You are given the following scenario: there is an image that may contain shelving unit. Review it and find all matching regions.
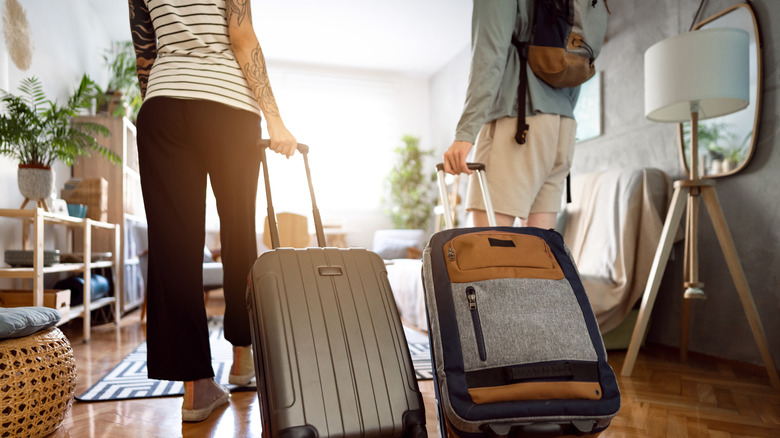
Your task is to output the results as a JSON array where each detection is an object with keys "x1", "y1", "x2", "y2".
[
  {"x1": 123, "y1": 213, "x2": 147, "y2": 311},
  {"x1": 73, "y1": 115, "x2": 146, "y2": 314},
  {"x1": 0, "y1": 208, "x2": 121, "y2": 342}
]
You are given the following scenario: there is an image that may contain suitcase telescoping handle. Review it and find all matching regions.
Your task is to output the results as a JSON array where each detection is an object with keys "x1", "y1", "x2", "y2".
[
  {"x1": 435, "y1": 162, "x2": 497, "y2": 229},
  {"x1": 258, "y1": 140, "x2": 327, "y2": 249}
]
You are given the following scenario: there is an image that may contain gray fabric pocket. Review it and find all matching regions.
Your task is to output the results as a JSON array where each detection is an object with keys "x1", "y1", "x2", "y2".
[{"x1": 452, "y1": 278, "x2": 597, "y2": 372}]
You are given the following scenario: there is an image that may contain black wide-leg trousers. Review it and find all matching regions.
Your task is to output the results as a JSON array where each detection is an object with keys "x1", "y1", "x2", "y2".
[{"x1": 136, "y1": 97, "x2": 261, "y2": 381}]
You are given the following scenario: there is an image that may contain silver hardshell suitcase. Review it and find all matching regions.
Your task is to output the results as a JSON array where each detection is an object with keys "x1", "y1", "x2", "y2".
[{"x1": 247, "y1": 141, "x2": 427, "y2": 438}]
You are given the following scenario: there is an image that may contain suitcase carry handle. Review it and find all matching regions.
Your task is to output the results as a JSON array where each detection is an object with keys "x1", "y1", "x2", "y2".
[
  {"x1": 435, "y1": 162, "x2": 496, "y2": 229},
  {"x1": 258, "y1": 140, "x2": 327, "y2": 249},
  {"x1": 258, "y1": 139, "x2": 309, "y2": 155}
]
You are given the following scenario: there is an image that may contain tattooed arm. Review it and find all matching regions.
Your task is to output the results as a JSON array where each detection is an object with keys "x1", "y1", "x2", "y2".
[
  {"x1": 226, "y1": 0, "x2": 297, "y2": 157},
  {"x1": 128, "y1": 0, "x2": 156, "y2": 99}
]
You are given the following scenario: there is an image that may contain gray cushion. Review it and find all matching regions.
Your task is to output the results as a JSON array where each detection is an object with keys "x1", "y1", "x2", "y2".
[{"x1": 0, "y1": 307, "x2": 61, "y2": 340}]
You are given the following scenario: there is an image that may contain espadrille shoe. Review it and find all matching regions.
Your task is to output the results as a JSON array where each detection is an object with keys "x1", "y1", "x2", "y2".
[
  {"x1": 181, "y1": 379, "x2": 230, "y2": 422},
  {"x1": 228, "y1": 345, "x2": 255, "y2": 386}
]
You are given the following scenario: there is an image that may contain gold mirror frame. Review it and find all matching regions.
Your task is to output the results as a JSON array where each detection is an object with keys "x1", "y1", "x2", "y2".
[{"x1": 677, "y1": 2, "x2": 762, "y2": 178}]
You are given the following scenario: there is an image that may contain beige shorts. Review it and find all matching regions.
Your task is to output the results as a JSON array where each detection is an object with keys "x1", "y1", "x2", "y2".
[{"x1": 465, "y1": 114, "x2": 577, "y2": 219}]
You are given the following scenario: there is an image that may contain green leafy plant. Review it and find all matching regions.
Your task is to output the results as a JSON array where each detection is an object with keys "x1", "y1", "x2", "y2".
[
  {"x1": 384, "y1": 135, "x2": 435, "y2": 229},
  {"x1": 684, "y1": 122, "x2": 752, "y2": 162},
  {"x1": 95, "y1": 41, "x2": 142, "y2": 120},
  {"x1": 682, "y1": 121, "x2": 728, "y2": 158},
  {"x1": 0, "y1": 75, "x2": 120, "y2": 168}
]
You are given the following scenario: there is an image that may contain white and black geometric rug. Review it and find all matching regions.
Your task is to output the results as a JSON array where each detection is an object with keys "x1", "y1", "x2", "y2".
[{"x1": 76, "y1": 319, "x2": 432, "y2": 402}]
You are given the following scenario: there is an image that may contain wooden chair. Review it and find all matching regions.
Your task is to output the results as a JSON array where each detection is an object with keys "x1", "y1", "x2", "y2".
[{"x1": 263, "y1": 212, "x2": 310, "y2": 249}]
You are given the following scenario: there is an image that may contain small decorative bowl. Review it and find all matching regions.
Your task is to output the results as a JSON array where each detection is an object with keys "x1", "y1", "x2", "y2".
[
  {"x1": 4, "y1": 249, "x2": 61, "y2": 267},
  {"x1": 66, "y1": 204, "x2": 87, "y2": 218}
]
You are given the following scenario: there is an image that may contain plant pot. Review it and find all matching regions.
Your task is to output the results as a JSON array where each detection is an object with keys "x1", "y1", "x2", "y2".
[
  {"x1": 17, "y1": 165, "x2": 54, "y2": 202},
  {"x1": 97, "y1": 91, "x2": 125, "y2": 116}
]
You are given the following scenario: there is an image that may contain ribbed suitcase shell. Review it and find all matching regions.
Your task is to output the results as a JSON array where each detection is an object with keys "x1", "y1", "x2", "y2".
[{"x1": 247, "y1": 142, "x2": 426, "y2": 438}]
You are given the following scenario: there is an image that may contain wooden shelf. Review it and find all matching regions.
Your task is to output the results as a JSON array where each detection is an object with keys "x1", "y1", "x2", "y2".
[
  {"x1": 58, "y1": 296, "x2": 117, "y2": 326},
  {"x1": 0, "y1": 260, "x2": 115, "y2": 278},
  {"x1": 74, "y1": 116, "x2": 147, "y2": 316},
  {"x1": 0, "y1": 208, "x2": 121, "y2": 342}
]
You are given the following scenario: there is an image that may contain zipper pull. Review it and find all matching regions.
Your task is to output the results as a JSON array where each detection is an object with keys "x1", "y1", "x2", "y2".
[
  {"x1": 466, "y1": 285, "x2": 487, "y2": 362},
  {"x1": 448, "y1": 246, "x2": 455, "y2": 261},
  {"x1": 467, "y1": 286, "x2": 477, "y2": 311}
]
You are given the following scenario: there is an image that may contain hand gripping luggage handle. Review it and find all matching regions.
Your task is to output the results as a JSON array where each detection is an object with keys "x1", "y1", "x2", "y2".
[
  {"x1": 258, "y1": 140, "x2": 327, "y2": 249},
  {"x1": 435, "y1": 163, "x2": 496, "y2": 229}
]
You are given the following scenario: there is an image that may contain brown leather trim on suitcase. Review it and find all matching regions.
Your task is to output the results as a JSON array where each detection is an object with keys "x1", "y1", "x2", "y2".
[
  {"x1": 443, "y1": 232, "x2": 564, "y2": 283},
  {"x1": 468, "y1": 381, "x2": 603, "y2": 404}
]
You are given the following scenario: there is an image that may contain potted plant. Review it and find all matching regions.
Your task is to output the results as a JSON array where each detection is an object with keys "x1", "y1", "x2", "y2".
[
  {"x1": 384, "y1": 134, "x2": 436, "y2": 230},
  {"x1": 94, "y1": 41, "x2": 142, "y2": 121},
  {"x1": 0, "y1": 75, "x2": 120, "y2": 209},
  {"x1": 374, "y1": 135, "x2": 436, "y2": 259}
]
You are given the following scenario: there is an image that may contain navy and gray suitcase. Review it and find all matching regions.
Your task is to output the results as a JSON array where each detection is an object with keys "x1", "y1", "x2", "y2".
[
  {"x1": 422, "y1": 163, "x2": 620, "y2": 437},
  {"x1": 247, "y1": 141, "x2": 427, "y2": 438}
]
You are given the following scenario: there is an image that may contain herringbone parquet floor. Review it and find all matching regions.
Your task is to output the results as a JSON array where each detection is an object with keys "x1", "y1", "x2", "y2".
[
  {"x1": 54, "y1": 292, "x2": 780, "y2": 437},
  {"x1": 603, "y1": 348, "x2": 780, "y2": 437}
]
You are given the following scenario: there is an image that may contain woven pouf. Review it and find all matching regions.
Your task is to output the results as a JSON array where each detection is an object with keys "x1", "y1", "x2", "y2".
[{"x1": 0, "y1": 327, "x2": 77, "y2": 438}]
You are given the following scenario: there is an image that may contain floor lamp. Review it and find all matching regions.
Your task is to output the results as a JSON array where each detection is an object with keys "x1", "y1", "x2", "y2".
[{"x1": 620, "y1": 28, "x2": 780, "y2": 388}]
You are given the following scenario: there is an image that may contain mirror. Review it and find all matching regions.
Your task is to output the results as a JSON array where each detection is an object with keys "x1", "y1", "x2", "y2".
[{"x1": 677, "y1": 3, "x2": 762, "y2": 178}]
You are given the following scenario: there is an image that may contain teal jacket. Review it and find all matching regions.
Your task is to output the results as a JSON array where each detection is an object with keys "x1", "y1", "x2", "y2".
[{"x1": 455, "y1": 0, "x2": 581, "y2": 144}]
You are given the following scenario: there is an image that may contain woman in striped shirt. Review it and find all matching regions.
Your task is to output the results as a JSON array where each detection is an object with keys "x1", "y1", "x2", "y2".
[{"x1": 129, "y1": 0, "x2": 296, "y2": 422}]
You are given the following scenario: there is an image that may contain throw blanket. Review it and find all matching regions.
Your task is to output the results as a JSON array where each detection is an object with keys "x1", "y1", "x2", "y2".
[{"x1": 562, "y1": 168, "x2": 672, "y2": 333}]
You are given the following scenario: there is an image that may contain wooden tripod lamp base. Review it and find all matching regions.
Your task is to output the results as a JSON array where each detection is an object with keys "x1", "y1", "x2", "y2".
[
  {"x1": 620, "y1": 177, "x2": 780, "y2": 389},
  {"x1": 633, "y1": 25, "x2": 776, "y2": 387}
]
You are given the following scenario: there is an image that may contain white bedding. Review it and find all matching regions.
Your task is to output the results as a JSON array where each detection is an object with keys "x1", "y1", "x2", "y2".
[{"x1": 385, "y1": 258, "x2": 428, "y2": 332}]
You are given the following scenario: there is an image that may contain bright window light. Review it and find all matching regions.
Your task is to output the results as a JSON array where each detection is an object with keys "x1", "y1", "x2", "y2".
[
  {"x1": 205, "y1": 68, "x2": 415, "y2": 236},
  {"x1": 258, "y1": 69, "x2": 398, "y2": 218}
]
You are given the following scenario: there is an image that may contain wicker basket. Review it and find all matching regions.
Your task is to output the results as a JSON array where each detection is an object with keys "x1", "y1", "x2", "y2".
[
  {"x1": 0, "y1": 327, "x2": 77, "y2": 438},
  {"x1": 61, "y1": 177, "x2": 108, "y2": 222}
]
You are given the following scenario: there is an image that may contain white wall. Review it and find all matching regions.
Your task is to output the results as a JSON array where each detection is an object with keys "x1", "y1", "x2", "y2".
[
  {"x1": 0, "y1": 2, "x2": 443, "y2": 261},
  {"x1": 429, "y1": 46, "x2": 470, "y2": 159},
  {"x1": 1, "y1": 4, "x2": 434, "y2": 267},
  {"x1": 0, "y1": 1, "x2": 121, "y2": 286}
]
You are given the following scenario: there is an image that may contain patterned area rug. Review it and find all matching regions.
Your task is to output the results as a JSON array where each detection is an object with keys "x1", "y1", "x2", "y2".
[{"x1": 76, "y1": 319, "x2": 432, "y2": 402}]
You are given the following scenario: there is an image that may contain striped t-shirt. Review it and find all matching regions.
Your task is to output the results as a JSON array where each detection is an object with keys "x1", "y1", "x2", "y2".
[{"x1": 144, "y1": 0, "x2": 261, "y2": 116}]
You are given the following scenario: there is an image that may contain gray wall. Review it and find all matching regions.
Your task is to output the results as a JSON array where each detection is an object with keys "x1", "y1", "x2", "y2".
[
  {"x1": 580, "y1": 0, "x2": 780, "y2": 368},
  {"x1": 430, "y1": 0, "x2": 780, "y2": 367}
]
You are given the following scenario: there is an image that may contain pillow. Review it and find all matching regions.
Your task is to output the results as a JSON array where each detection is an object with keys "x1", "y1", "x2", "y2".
[
  {"x1": 373, "y1": 237, "x2": 419, "y2": 260},
  {"x1": 372, "y1": 229, "x2": 426, "y2": 260},
  {"x1": 0, "y1": 306, "x2": 61, "y2": 340}
]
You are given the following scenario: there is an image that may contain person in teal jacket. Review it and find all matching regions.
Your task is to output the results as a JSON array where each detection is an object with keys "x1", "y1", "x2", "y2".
[{"x1": 443, "y1": 0, "x2": 589, "y2": 230}]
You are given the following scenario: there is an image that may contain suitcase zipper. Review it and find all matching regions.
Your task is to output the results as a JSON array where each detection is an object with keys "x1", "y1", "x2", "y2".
[
  {"x1": 448, "y1": 246, "x2": 455, "y2": 261},
  {"x1": 466, "y1": 286, "x2": 487, "y2": 362}
]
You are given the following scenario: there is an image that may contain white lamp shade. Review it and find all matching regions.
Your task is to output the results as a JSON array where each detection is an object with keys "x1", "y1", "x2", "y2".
[{"x1": 644, "y1": 27, "x2": 749, "y2": 122}]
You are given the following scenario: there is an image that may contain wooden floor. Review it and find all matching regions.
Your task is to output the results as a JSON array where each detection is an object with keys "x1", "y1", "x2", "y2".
[{"x1": 51, "y1": 292, "x2": 780, "y2": 438}]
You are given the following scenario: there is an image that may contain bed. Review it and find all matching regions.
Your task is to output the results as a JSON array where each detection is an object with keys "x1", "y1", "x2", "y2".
[{"x1": 383, "y1": 168, "x2": 673, "y2": 339}]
